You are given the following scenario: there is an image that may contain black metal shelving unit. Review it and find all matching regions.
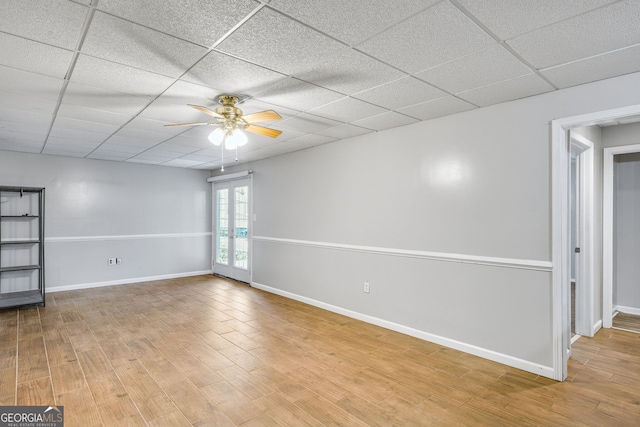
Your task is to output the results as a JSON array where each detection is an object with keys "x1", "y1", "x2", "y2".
[{"x1": 0, "y1": 186, "x2": 45, "y2": 309}]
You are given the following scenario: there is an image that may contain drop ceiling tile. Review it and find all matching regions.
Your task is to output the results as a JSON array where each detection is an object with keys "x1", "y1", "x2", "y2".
[
  {"x1": 81, "y1": 12, "x2": 208, "y2": 78},
  {"x1": 104, "y1": 135, "x2": 161, "y2": 149},
  {"x1": 122, "y1": 116, "x2": 183, "y2": 136},
  {"x1": 316, "y1": 124, "x2": 374, "y2": 140},
  {"x1": 298, "y1": 49, "x2": 406, "y2": 95},
  {"x1": 152, "y1": 142, "x2": 200, "y2": 154},
  {"x1": 269, "y1": 0, "x2": 438, "y2": 45},
  {"x1": 457, "y1": 73, "x2": 554, "y2": 107},
  {"x1": 183, "y1": 50, "x2": 288, "y2": 96},
  {"x1": 415, "y1": 44, "x2": 532, "y2": 94},
  {"x1": 507, "y1": 1, "x2": 640, "y2": 69},
  {"x1": 139, "y1": 100, "x2": 215, "y2": 124},
  {"x1": 237, "y1": 99, "x2": 302, "y2": 123},
  {"x1": 111, "y1": 128, "x2": 170, "y2": 146},
  {"x1": 56, "y1": 103, "x2": 131, "y2": 127},
  {"x1": 140, "y1": 149, "x2": 183, "y2": 159},
  {"x1": 62, "y1": 82, "x2": 151, "y2": 116},
  {"x1": 165, "y1": 133, "x2": 214, "y2": 149},
  {"x1": 0, "y1": 106, "x2": 52, "y2": 127},
  {"x1": 0, "y1": 141, "x2": 42, "y2": 153},
  {"x1": 97, "y1": 0, "x2": 257, "y2": 47},
  {"x1": 179, "y1": 153, "x2": 220, "y2": 162},
  {"x1": 0, "y1": 67, "x2": 64, "y2": 101},
  {"x1": 284, "y1": 134, "x2": 337, "y2": 149},
  {"x1": 456, "y1": 0, "x2": 618, "y2": 40},
  {"x1": 253, "y1": 78, "x2": 343, "y2": 111},
  {"x1": 158, "y1": 81, "x2": 225, "y2": 107},
  {"x1": 51, "y1": 117, "x2": 120, "y2": 135},
  {"x1": 70, "y1": 55, "x2": 175, "y2": 98},
  {"x1": 353, "y1": 77, "x2": 446, "y2": 110},
  {"x1": 41, "y1": 148, "x2": 91, "y2": 158},
  {"x1": 48, "y1": 127, "x2": 112, "y2": 144},
  {"x1": 352, "y1": 111, "x2": 418, "y2": 131},
  {"x1": 279, "y1": 114, "x2": 343, "y2": 133},
  {"x1": 357, "y1": 1, "x2": 495, "y2": 74},
  {"x1": 0, "y1": 0, "x2": 87, "y2": 49},
  {"x1": 162, "y1": 158, "x2": 206, "y2": 168},
  {"x1": 126, "y1": 158, "x2": 165, "y2": 165},
  {"x1": 309, "y1": 97, "x2": 387, "y2": 122},
  {"x1": 399, "y1": 96, "x2": 477, "y2": 120},
  {"x1": 42, "y1": 137, "x2": 102, "y2": 151},
  {"x1": 93, "y1": 142, "x2": 146, "y2": 154},
  {"x1": 217, "y1": 8, "x2": 345, "y2": 77},
  {"x1": 87, "y1": 151, "x2": 134, "y2": 161},
  {"x1": 542, "y1": 44, "x2": 640, "y2": 89},
  {"x1": 218, "y1": 6, "x2": 407, "y2": 95},
  {"x1": 0, "y1": 92, "x2": 57, "y2": 116},
  {"x1": 193, "y1": 148, "x2": 223, "y2": 157},
  {"x1": 0, "y1": 132, "x2": 45, "y2": 149},
  {"x1": 0, "y1": 120, "x2": 50, "y2": 136},
  {"x1": 191, "y1": 161, "x2": 222, "y2": 170},
  {"x1": 0, "y1": 33, "x2": 73, "y2": 79}
]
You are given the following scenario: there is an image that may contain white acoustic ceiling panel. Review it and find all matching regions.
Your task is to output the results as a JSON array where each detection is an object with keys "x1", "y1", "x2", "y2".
[
  {"x1": 0, "y1": 0, "x2": 639, "y2": 169},
  {"x1": 356, "y1": 1, "x2": 495, "y2": 74},
  {"x1": 81, "y1": 12, "x2": 208, "y2": 78}
]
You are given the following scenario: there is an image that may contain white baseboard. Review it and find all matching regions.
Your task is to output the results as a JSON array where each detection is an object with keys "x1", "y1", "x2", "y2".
[
  {"x1": 614, "y1": 305, "x2": 640, "y2": 316},
  {"x1": 47, "y1": 270, "x2": 212, "y2": 293},
  {"x1": 251, "y1": 281, "x2": 555, "y2": 379}
]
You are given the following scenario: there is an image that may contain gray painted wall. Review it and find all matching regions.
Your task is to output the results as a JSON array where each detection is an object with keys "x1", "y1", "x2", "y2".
[
  {"x1": 0, "y1": 151, "x2": 212, "y2": 289},
  {"x1": 218, "y1": 71, "x2": 640, "y2": 373}
]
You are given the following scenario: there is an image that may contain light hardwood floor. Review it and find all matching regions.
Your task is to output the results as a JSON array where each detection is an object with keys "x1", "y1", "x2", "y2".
[{"x1": 1, "y1": 275, "x2": 639, "y2": 426}]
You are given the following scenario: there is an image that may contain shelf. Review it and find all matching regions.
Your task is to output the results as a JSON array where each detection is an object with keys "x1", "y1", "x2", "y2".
[
  {"x1": 0, "y1": 186, "x2": 45, "y2": 308},
  {"x1": 0, "y1": 240, "x2": 40, "y2": 245},
  {"x1": 0, "y1": 264, "x2": 40, "y2": 272},
  {"x1": 0, "y1": 290, "x2": 44, "y2": 309}
]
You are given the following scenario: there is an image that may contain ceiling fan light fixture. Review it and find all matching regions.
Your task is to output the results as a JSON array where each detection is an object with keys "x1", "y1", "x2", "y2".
[
  {"x1": 208, "y1": 127, "x2": 225, "y2": 146},
  {"x1": 225, "y1": 128, "x2": 248, "y2": 150}
]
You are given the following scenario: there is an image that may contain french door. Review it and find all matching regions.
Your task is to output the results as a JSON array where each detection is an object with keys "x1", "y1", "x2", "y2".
[{"x1": 213, "y1": 177, "x2": 251, "y2": 283}]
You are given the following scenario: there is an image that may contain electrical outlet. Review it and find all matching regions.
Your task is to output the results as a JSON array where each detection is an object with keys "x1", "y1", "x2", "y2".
[
  {"x1": 363, "y1": 282, "x2": 370, "y2": 293},
  {"x1": 108, "y1": 258, "x2": 116, "y2": 265},
  {"x1": 116, "y1": 258, "x2": 122, "y2": 265}
]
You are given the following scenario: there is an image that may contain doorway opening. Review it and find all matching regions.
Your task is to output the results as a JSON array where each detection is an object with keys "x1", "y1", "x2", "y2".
[{"x1": 551, "y1": 104, "x2": 640, "y2": 381}]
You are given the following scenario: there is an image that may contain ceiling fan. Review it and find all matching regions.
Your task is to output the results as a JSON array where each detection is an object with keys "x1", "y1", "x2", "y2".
[{"x1": 165, "y1": 95, "x2": 283, "y2": 150}]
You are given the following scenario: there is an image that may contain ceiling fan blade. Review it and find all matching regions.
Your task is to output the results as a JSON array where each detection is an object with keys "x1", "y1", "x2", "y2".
[
  {"x1": 164, "y1": 122, "x2": 211, "y2": 127},
  {"x1": 246, "y1": 124, "x2": 283, "y2": 138},
  {"x1": 243, "y1": 110, "x2": 282, "y2": 123},
  {"x1": 188, "y1": 104, "x2": 223, "y2": 119}
]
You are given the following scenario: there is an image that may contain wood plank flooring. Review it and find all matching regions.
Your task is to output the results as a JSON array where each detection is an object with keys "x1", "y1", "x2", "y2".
[
  {"x1": 613, "y1": 312, "x2": 640, "y2": 334},
  {"x1": 1, "y1": 275, "x2": 639, "y2": 426}
]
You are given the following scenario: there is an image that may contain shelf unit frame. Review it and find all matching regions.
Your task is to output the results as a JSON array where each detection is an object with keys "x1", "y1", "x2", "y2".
[{"x1": 0, "y1": 186, "x2": 45, "y2": 308}]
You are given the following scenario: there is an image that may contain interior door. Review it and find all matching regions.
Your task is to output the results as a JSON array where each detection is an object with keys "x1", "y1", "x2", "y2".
[{"x1": 213, "y1": 178, "x2": 251, "y2": 283}]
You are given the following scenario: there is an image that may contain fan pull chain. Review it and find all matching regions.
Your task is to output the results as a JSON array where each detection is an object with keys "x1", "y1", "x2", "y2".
[
  {"x1": 235, "y1": 147, "x2": 238, "y2": 162},
  {"x1": 220, "y1": 142, "x2": 224, "y2": 172}
]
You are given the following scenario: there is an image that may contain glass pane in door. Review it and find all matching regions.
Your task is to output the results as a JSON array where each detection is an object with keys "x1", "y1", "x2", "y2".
[
  {"x1": 216, "y1": 189, "x2": 229, "y2": 265},
  {"x1": 234, "y1": 186, "x2": 249, "y2": 269}
]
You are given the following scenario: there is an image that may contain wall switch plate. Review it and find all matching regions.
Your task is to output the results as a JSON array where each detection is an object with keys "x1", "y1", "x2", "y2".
[
  {"x1": 108, "y1": 258, "x2": 116, "y2": 265},
  {"x1": 364, "y1": 282, "x2": 370, "y2": 293}
]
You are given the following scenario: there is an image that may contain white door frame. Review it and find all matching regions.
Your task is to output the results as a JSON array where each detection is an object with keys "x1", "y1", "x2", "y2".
[
  {"x1": 208, "y1": 171, "x2": 253, "y2": 283},
  {"x1": 551, "y1": 104, "x2": 640, "y2": 381},
  {"x1": 603, "y1": 143, "x2": 640, "y2": 327},
  {"x1": 570, "y1": 132, "x2": 595, "y2": 337}
]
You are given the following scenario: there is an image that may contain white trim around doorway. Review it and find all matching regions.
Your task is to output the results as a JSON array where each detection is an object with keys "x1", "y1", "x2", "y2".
[{"x1": 551, "y1": 103, "x2": 640, "y2": 381}]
